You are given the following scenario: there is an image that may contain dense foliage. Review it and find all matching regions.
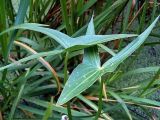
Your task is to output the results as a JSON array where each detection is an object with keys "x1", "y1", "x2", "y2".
[{"x1": 0, "y1": 0, "x2": 160, "y2": 120}]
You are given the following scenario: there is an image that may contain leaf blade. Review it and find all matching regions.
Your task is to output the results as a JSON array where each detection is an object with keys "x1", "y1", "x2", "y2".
[
  {"x1": 109, "y1": 91, "x2": 132, "y2": 120},
  {"x1": 0, "y1": 23, "x2": 137, "y2": 49},
  {"x1": 57, "y1": 64, "x2": 101, "y2": 105},
  {"x1": 102, "y1": 16, "x2": 160, "y2": 73}
]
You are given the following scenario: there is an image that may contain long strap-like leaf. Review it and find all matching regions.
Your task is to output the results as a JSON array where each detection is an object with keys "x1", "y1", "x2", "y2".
[{"x1": 102, "y1": 16, "x2": 160, "y2": 73}]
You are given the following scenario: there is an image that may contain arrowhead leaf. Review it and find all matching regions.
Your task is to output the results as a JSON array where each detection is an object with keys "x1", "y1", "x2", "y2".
[
  {"x1": 57, "y1": 16, "x2": 102, "y2": 105},
  {"x1": 57, "y1": 15, "x2": 159, "y2": 105},
  {"x1": 0, "y1": 23, "x2": 136, "y2": 50}
]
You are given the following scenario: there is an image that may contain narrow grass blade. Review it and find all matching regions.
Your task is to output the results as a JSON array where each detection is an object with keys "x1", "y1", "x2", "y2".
[
  {"x1": 9, "y1": 69, "x2": 30, "y2": 120},
  {"x1": 121, "y1": 66, "x2": 160, "y2": 77},
  {"x1": 14, "y1": 40, "x2": 61, "y2": 94},
  {"x1": 42, "y1": 97, "x2": 53, "y2": 120},
  {"x1": 0, "y1": 0, "x2": 8, "y2": 59},
  {"x1": 0, "y1": 49, "x2": 63, "y2": 71},
  {"x1": 151, "y1": 0, "x2": 157, "y2": 22},
  {"x1": 7, "y1": 0, "x2": 29, "y2": 59},
  {"x1": 140, "y1": 69, "x2": 160, "y2": 96},
  {"x1": 98, "y1": 44, "x2": 116, "y2": 56},
  {"x1": 120, "y1": 95, "x2": 160, "y2": 107},
  {"x1": 24, "y1": 98, "x2": 88, "y2": 116},
  {"x1": 17, "y1": 37, "x2": 43, "y2": 50},
  {"x1": 109, "y1": 91, "x2": 132, "y2": 120},
  {"x1": 77, "y1": 0, "x2": 97, "y2": 16},
  {"x1": 77, "y1": 95, "x2": 113, "y2": 120},
  {"x1": 60, "y1": 0, "x2": 71, "y2": 35}
]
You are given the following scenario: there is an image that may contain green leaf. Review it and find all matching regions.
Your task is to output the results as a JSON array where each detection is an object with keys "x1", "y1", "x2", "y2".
[
  {"x1": 102, "y1": 15, "x2": 160, "y2": 73},
  {"x1": 140, "y1": 68, "x2": 160, "y2": 96},
  {"x1": 57, "y1": 16, "x2": 137, "y2": 105},
  {"x1": 98, "y1": 44, "x2": 116, "y2": 56},
  {"x1": 83, "y1": 16, "x2": 100, "y2": 67},
  {"x1": 7, "y1": 0, "x2": 29, "y2": 59},
  {"x1": 18, "y1": 105, "x2": 45, "y2": 116},
  {"x1": 0, "y1": 49, "x2": 63, "y2": 71},
  {"x1": 9, "y1": 69, "x2": 30, "y2": 120},
  {"x1": 60, "y1": 0, "x2": 71, "y2": 35},
  {"x1": 57, "y1": 64, "x2": 101, "y2": 105},
  {"x1": 109, "y1": 91, "x2": 132, "y2": 120},
  {"x1": 73, "y1": 0, "x2": 128, "y2": 36},
  {"x1": 120, "y1": 95, "x2": 160, "y2": 107},
  {"x1": 0, "y1": 23, "x2": 137, "y2": 49},
  {"x1": 77, "y1": 0, "x2": 97, "y2": 16},
  {"x1": 23, "y1": 98, "x2": 87, "y2": 116},
  {"x1": 17, "y1": 37, "x2": 43, "y2": 50},
  {"x1": 42, "y1": 97, "x2": 53, "y2": 120},
  {"x1": 58, "y1": 16, "x2": 101, "y2": 105},
  {"x1": 69, "y1": 34, "x2": 137, "y2": 50},
  {"x1": 77, "y1": 95, "x2": 113, "y2": 120},
  {"x1": 0, "y1": 0, "x2": 8, "y2": 59},
  {"x1": 0, "y1": 23, "x2": 71, "y2": 48},
  {"x1": 121, "y1": 66, "x2": 160, "y2": 77},
  {"x1": 14, "y1": 0, "x2": 29, "y2": 25},
  {"x1": 83, "y1": 46, "x2": 100, "y2": 67}
]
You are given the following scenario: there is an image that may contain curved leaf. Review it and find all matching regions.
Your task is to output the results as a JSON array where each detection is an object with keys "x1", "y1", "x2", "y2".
[
  {"x1": 0, "y1": 49, "x2": 63, "y2": 71},
  {"x1": 0, "y1": 23, "x2": 137, "y2": 49},
  {"x1": 109, "y1": 91, "x2": 132, "y2": 120},
  {"x1": 102, "y1": 15, "x2": 160, "y2": 73}
]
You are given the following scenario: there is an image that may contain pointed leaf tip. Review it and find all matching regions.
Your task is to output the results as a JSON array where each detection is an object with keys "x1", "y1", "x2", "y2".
[
  {"x1": 86, "y1": 15, "x2": 95, "y2": 35},
  {"x1": 102, "y1": 15, "x2": 160, "y2": 73}
]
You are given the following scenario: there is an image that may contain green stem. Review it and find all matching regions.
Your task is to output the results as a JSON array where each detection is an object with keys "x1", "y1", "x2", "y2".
[
  {"x1": 0, "y1": 0, "x2": 8, "y2": 81},
  {"x1": 64, "y1": 51, "x2": 72, "y2": 120},
  {"x1": 64, "y1": 52, "x2": 69, "y2": 84},
  {"x1": 67, "y1": 102, "x2": 72, "y2": 120},
  {"x1": 137, "y1": 1, "x2": 148, "y2": 34},
  {"x1": 70, "y1": 0, "x2": 75, "y2": 33},
  {"x1": 94, "y1": 78, "x2": 104, "y2": 120},
  {"x1": 151, "y1": 0, "x2": 157, "y2": 23},
  {"x1": 60, "y1": 0, "x2": 71, "y2": 35}
]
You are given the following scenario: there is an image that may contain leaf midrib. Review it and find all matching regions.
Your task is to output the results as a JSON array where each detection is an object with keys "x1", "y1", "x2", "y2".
[{"x1": 58, "y1": 69, "x2": 100, "y2": 104}]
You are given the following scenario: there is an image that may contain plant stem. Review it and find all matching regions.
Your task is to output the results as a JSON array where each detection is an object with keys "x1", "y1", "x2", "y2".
[
  {"x1": 64, "y1": 51, "x2": 72, "y2": 120},
  {"x1": 67, "y1": 102, "x2": 72, "y2": 120},
  {"x1": 60, "y1": 0, "x2": 71, "y2": 35},
  {"x1": 64, "y1": 52, "x2": 69, "y2": 84},
  {"x1": 94, "y1": 78, "x2": 104, "y2": 120}
]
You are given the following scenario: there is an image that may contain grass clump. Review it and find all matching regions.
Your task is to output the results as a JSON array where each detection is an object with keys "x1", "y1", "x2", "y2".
[{"x1": 0, "y1": 0, "x2": 160, "y2": 120}]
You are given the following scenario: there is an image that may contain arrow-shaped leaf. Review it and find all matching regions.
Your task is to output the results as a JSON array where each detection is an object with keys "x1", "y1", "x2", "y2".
[
  {"x1": 0, "y1": 23, "x2": 136, "y2": 50},
  {"x1": 57, "y1": 16, "x2": 102, "y2": 105},
  {"x1": 57, "y1": 16, "x2": 159, "y2": 105}
]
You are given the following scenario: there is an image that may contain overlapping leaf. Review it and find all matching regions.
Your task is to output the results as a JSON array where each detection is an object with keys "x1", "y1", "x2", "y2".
[
  {"x1": 0, "y1": 49, "x2": 63, "y2": 71},
  {"x1": 0, "y1": 23, "x2": 136, "y2": 49},
  {"x1": 57, "y1": 16, "x2": 102, "y2": 105},
  {"x1": 57, "y1": 16, "x2": 159, "y2": 105}
]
